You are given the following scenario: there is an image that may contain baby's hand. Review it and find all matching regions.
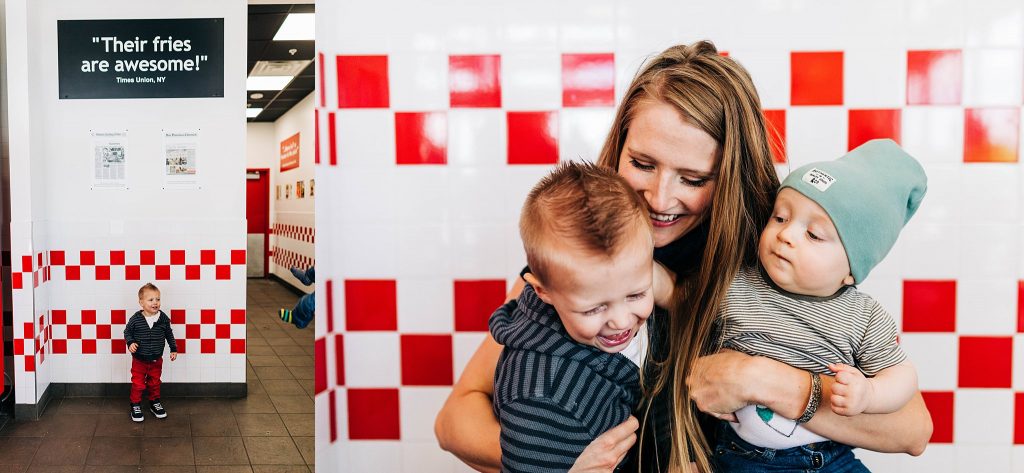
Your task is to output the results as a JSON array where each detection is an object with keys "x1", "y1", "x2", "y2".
[
  {"x1": 169, "y1": 352, "x2": 177, "y2": 361},
  {"x1": 128, "y1": 343, "x2": 138, "y2": 353},
  {"x1": 829, "y1": 363, "x2": 871, "y2": 416}
]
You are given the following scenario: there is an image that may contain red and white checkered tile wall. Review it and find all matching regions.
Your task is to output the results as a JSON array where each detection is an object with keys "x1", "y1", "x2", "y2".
[
  {"x1": 9, "y1": 241, "x2": 248, "y2": 406},
  {"x1": 316, "y1": 1, "x2": 1024, "y2": 471}
]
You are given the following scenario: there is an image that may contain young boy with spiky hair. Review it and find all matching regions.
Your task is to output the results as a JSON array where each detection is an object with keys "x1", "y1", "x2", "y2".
[{"x1": 124, "y1": 283, "x2": 177, "y2": 422}]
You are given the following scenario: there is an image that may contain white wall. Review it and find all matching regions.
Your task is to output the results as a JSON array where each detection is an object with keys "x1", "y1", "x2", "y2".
[{"x1": 7, "y1": 0, "x2": 247, "y2": 406}]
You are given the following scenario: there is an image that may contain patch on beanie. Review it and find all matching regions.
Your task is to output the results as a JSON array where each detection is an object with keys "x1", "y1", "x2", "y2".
[{"x1": 802, "y1": 168, "x2": 835, "y2": 192}]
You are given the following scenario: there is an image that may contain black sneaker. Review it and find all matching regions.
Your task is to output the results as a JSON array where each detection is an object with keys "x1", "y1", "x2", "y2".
[
  {"x1": 149, "y1": 399, "x2": 167, "y2": 419},
  {"x1": 130, "y1": 403, "x2": 144, "y2": 422}
]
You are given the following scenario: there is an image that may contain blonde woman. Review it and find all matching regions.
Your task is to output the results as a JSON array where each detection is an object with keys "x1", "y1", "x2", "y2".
[{"x1": 436, "y1": 41, "x2": 932, "y2": 472}]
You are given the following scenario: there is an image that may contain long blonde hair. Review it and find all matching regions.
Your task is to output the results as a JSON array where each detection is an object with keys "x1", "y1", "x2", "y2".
[{"x1": 596, "y1": 41, "x2": 780, "y2": 472}]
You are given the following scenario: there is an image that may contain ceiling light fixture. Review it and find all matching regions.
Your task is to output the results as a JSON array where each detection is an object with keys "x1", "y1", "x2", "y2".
[
  {"x1": 246, "y1": 75, "x2": 292, "y2": 90},
  {"x1": 273, "y1": 13, "x2": 314, "y2": 41},
  {"x1": 246, "y1": 108, "x2": 264, "y2": 118}
]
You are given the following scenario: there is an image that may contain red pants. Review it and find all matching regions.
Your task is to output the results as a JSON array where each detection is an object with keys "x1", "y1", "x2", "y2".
[{"x1": 129, "y1": 357, "x2": 163, "y2": 403}]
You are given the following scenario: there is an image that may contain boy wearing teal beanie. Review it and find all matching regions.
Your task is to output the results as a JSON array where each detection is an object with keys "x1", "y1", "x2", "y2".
[{"x1": 712, "y1": 139, "x2": 926, "y2": 472}]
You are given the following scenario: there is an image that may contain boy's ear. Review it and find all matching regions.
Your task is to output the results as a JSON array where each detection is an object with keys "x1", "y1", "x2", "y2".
[
  {"x1": 843, "y1": 274, "x2": 855, "y2": 286},
  {"x1": 522, "y1": 273, "x2": 552, "y2": 303}
]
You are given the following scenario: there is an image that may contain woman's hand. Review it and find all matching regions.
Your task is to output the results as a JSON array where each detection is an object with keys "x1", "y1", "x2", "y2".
[
  {"x1": 569, "y1": 416, "x2": 639, "y2": 473},
  {"x1": 687, "y1": 349, "x2": 755, "y2": 419}
]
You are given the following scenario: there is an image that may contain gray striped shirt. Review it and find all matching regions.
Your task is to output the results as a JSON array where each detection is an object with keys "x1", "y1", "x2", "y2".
[{"x1": 719, "y1": 266, "x2": 905, "y2": 376}]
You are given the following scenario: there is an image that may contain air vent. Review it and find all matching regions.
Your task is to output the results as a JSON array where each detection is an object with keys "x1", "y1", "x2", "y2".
[{"x1": 249, "y1": 60, "x2": 311, "y2": 77}]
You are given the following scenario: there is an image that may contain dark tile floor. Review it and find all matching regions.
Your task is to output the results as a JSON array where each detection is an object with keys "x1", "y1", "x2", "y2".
[{"x1": 0, "y1": 278, "x2": 315, "y2": 473}]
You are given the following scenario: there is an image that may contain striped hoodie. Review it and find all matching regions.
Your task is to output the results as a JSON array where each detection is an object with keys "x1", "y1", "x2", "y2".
[
  {"x1": 123, "y1": 310, "x2": 177, "y2": 362},
  {"x1": 490, "y1": 284, "x2": 641, "y2": 473}
]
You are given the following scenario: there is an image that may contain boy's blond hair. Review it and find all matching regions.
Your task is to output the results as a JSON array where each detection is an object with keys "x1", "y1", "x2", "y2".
[
  {"x1": 520, "y1": 161, "x2": 652, "y2": 287},
  {"x1": 138, "y1": 283, "x2": 160, "y2": 299}
]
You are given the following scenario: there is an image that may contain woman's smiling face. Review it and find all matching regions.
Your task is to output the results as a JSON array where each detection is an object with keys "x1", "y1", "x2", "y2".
[{"x1": 616, "y1": 100, "x2": 719, "y2": 248}]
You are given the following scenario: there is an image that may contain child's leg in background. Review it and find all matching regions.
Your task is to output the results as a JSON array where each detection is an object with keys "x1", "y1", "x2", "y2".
[
  {"x1": 130, "y1": 358, "x2": 148, "y2": 403},
  {"x1": 291, "y1": 292, "x2": 315, "y2": 329}
]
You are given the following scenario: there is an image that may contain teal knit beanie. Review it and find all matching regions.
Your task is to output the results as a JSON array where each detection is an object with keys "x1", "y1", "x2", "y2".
[{"x1": 780, "y1": 139, "x2": 927, "y2": 284}]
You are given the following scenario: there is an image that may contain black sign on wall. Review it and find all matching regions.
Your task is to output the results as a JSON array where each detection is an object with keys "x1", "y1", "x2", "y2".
[{"x1": 57, "y1": 18, "x2": 224, "y2": 99}]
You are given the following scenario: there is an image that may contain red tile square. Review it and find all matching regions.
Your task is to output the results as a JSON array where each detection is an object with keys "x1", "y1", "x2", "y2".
[
  {"x1": 201, "y1": 310, "x2": 216, "y2": 324},
  {"x1": 216, "y1": 324, "x2": 230, "y2": 339},
  {"x1": 449, "y1": 55, "x2": 502, "y2": 108},
  {"x1": 231, "y1": 249, "x2": 246, "y2": 265},
  {"x1": 231, "y1": 309, "x2": 246, "y2": 324},
  {"x1": 216, "y1": 265, "x2": 231, "y2": 280},
  {"x1": 170, "y1": 250, "x2": 186, "y2": 265},
  {"x1": 336, "y1": 55, "x2": 390, "y2": 108},
  {"x1": 65, "y1": 266, "x2": 80, "y2": 281},
  {"x1": 921, "y1": 391, "x2": 954, "y2": 443},
  {"x1": 1016, "y1": 392, "x2": 1024, "y2": 444},
  {"x1": 112, "y1": 339, "x2": 126, "y2": 354},
  {"x1": 964, "y1": 108, "x2": 1020, "y2": 163},
  {"x1": 13, "y1": 339, "x2": 24, "y2": 355},
  {"x1": 395, "y1": 112, "x2": 448, "y2": 165},
  {"x1": 231, "y1": 339, "x2": 245, "y2": 354},
  {"x1": 82, "y1": 340, "x2": 96, "y2": 354},
  {"x1": 907, "y1": 50, "x2": 962, "y2": 105},
  {"x1": 185, "y1": 265, "x2": 201, "y2": 280},
  {"x1": 140, "y1": 250, "x2": 156, "y2": 265},
  {"x1": 110, "y1": 250, "x2": 125, "y2": 265},
  {"x1": 125, "y1": 265, "x2": 141, "y2": 280},
  {"x1": 95, "y1": 265, "x2": 111, "y2": 281},
  {"x1": 201, "y1": 339, "x2": 216, "y2": 354},
  {"x1": 111, "y1": 310, "x2": 127, "y2": 325},
  {"x1": 764, "y1": 109, "x2": 787, "y2": 164},
  {"x1": 315, "y1": 337, "x2": 327, "y2": 394},
  {"x1": 52, "y1": 310, "x2": 67, "y2": 325},
  {"x1": 169, "y1": 310, "x2": 185, "y2": 324},
  {"x1": 23, "y1": 322, "x2": 32, "y2": 338},
  {"x1": 175, "y1": 339, "x2": 185, "y2": 353},
  {"x1": 50, "y1": 251, "x2": 65, "y2": 266},
  {"x1": 21, "y1": 255, "x2": 32, "y2": 272},
  {"x1": 37, "y1": 252, "x2": 43, "y2": 268},
  {"x1": 348, "y1": 388, "x2": 400, "y2": 440},
  {"x1": 335, "y1": 333, "x2": 345, "y2": 387},
  {"x1": 24, "y1": 356, "x2": 34, "y2": 372},
  {"x1": 507, "y1": 111, "x2": 559, "y2": 165},
  {"x1": 318, "y1": 51, "x2": 326, "y2": 106},
  {"x1": 329, "y1": 390, "x2": 338, "y2": 442},
  {"x1": 52, "y1": 339, "x2": 67, "y2": 354},
  {"x1": 67, "y1": 325, "x2": 81, "y2": 339},
  {"x1": 401, "y1": 334, "x2": 453, "y2": 386},
  {"x1": 1018, "y1": 280, "x2": 1024, "y2": 333},
  {"x1": 848, "y1": 109, "x2": 901, "y2": 151},
  {"x1": 902, "y1": 280, "x2": 956, "y2": 332},
  {"x1": 326, "y1": 279, "x2": 335, "y2": 333},
  {"x1": 97, "y1": 325, "x2": 111, "y2": 339},
  {"x1": 155, "y1": 265, "x2": 171, "y2": 281},
  {"x1": 562, "y1": 53, "x2": 615, "y2": 107},
  {"x1": 454, "y1": 280, "x2": 506, "y2": 331},
  {"x1": 80, "y1": 250, "x2": 95, "y2": 266},
  {"x1": 82, "y1": 310, "x2": 96, "y2": 324},
  {"x1": 344, "y1": 280, "x2": 398, "y2": 331},
  {"x1": 11, "y1": 273, "x2": 22, "y2": 290},
  {"x1": 959, "y1": 336, "x2": 1012, "y2": 388},
  {"x1": 201, "y1": 250, "x2": 216, "y2": 265},
  {"x1": 328, "y1": 112, "x2": 338, "y2": 166},
  {"x1": 790, "y1": 51, "x2": 844, "y2": 106},
  {"x1": 186, "y1": 324, "x2": 201, "y2": 339}
]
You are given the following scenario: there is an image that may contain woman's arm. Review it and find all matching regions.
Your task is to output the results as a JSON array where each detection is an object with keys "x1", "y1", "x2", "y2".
[{"x1": 688, "y1": 350, "x2": 932, "y2": 455}]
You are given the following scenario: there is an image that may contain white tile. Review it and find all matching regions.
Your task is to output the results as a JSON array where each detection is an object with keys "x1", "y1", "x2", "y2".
[
  {"x1": 899, "y1": 334, "x2": 958, "y2": 390},
  {"x1": 396, "y1": 225, "x2": 452, "y2": 278},
  {"x1": 499, "y1": 2, "x2": 559, "y2": 52},
  {"x1": 786, "y1": 107, "x2": 846, "y2": 169},
  {"x1": 614, "y1": 2, "x2": 689, "y2": 53},
  {"x1": 727, "y1": 49, "x2": 790, "y2": 109},
  {"x1": 913, "y1": 164, "x2": 961, "y2": 225},
  {"x1": 450, "y1": 225, "x2": 509, "y2": 279},
  {"x1": 345, "y1": 333, "x2": 400, "y2": 387},
  {"x1": 333, "y1": 111, "x2": 397, "y2": 169},
  {"x1": 960, "y1": 225, "x2": 1019, "y2": 279},
  {"x1": 855, "y1": 277, "x2": 902, "y2": 326},
  {"x1": 954, "y1": 389, "x2": 1014, "y2": 444},
  {"x1": 448, "y1": 110, "x2": 507, "y2": 168},
  {"x1": 896, "y1": 223, "x2": 960, "y2": 279},
  {"x1": 556, "y1": 0, "x2": 615, "y2": 52},
  {"x1": 1012, "y1": 445, "x2": 1024, "y2": 472},
  {"x1": 402, "y1": 441, "x2": 457, "y2": 473},
  {"x1": 399, "y1": 387, "x2": 452, "y2": 441},
  {"x1": 502, "y1": 52, "x2": 561, "y2": 110},
  {"x1": 443, "y1": 4, "x2": 505, "y2": 54},
  {"x1": 388, "y1": 3, "x2": 446, "y2": 52},
  {"x1": 389, "y1": 53, "x2": 449, "y2": 111},
  {"x1": 448, "y1": 168, "x2": 511, "y2": 225},
  {"x1": 348, "y1": 441, "x2": 403, "y2": 472},
  {"x1": 392, "y1": 167, "x2": 448, "y2": 226},
  {"x1": 905, "y1": 0, "x2": 966, "y2": 49},
  {"x1": 398, "y1": 278, "x2": 455, "y2": 333},
  {"x1": 961, "y1": 165, "x2": 1020, "y2": 225},
  {"x1": 845, "y1": 49, "x2": 906, "y2": 107},
  {"x1": 559, "y1": 108, "x2": 615, "y2": 164},
  {"x1": 955, "y1": 444, "x2": 1013, "y2": 472},
  {"x1": 333, "y1": 223, "x2": 399, "y2": 279},
  {"x1": 963, "y1": 49, "x2": 1024, "y2": 106},
  {"x1": 902, "y1": 108, "x2": 965, "y2": 166},
  {"x1": 964, "y1": 0, "x2": 1024, "y2": 47},
  {"x1": 453, "y1": 332, "x2": 488, "y2": 381}
]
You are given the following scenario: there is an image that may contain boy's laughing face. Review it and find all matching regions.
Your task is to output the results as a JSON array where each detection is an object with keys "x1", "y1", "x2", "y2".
[{"x1": 139, "y1": 289, "x2": 161, "y2": 315}]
